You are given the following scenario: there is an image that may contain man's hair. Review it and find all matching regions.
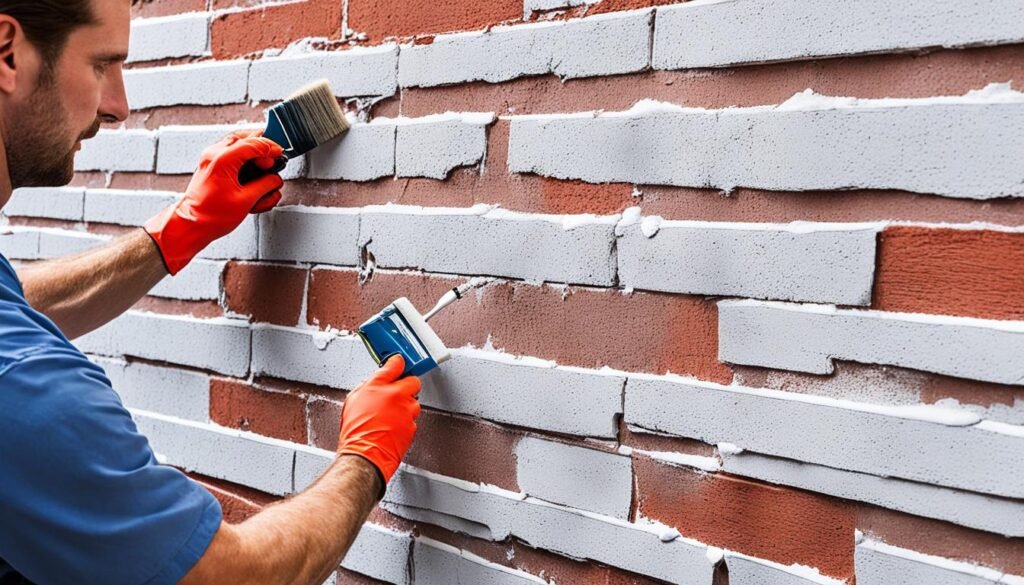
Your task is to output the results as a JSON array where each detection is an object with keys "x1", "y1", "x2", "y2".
[{"x1": 0, "y1": 0, "x2": 96, "y2": 72}]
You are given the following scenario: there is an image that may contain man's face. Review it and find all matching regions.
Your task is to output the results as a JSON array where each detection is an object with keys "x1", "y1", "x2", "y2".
[{"x1": 4, "y1": 0, "x2": 130, "y2": 189}]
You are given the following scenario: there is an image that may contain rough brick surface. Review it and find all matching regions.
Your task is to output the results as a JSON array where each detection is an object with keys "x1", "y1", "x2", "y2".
[
  {"x1": 127, "y1": 13, "x2": 210, "y2": 63},
  {"x1": 626, "y1": 375, "x2": 1024, "y2": 498},
  {"x1": 347, "y1": 0, "x2": 521, "y2": 41},
  {"x1": 210, "y1": 0, "x2": 342, "y2": 59},
  {"x1": 126, "y1": 61, "x2": 249, "y2": 110},
  {"x1": 210, "y1": 378, "x2": 308, "y2": 443},
  {"x1": 222, "y1": 262, "x2": 307, "y2": 326},
  {"x1": 515, "y1": 437, "x2": 632, "y2": 519},
  {"x1": 718, "y1": 299, "x2": 1024, "y2": 385},
  {"x1": 653, "y1": 0, "x2": 1024, "y2": 70},
  {"x1": 4, "y1": 188, "x2": 85, "y2": 220},
  {"x1": 509, "y1": 101, "x2": 1024, "y2": 200},
  {"x1": 855, "y1": 538, "x2": 1019, "y2": 585},
  {"x1": 83, "y1": 189, "x2": 179, "y2": 226},
  {"x1": 248, "y1": 46, "x2": 399, "y2": 102},
  {"x1": 151, "y1": 259, "x2": 225, "y2": 301},
  {"x1": 398, "y1": 10, "x2": 653, "y2": 88},
  {"x1": 874, "y1": 227, "x2": 1024, "y2": 320},
  {"x1": 360, "y1": 206, "x2": 618, "y2": 285},
  {"x1": 257, "y1": 206, "x2": 360, "y2": 265},
  {"x1": 75, "y1": 130, "x2": 157, "y2": 172},
  {"x1": 96, "y1": 358, "x2": 210, "y2": 422},
  {"x1": 342, "y1": 525, "x2": 412, "y2": 584},
  {"x1": 395, "y1": 114, "x2": 493, "y2": 179},
  {"x1": 617, "y1": 216, "x2": 880, "y2": 304},
  {"x1": 250, "y1": 326, "x2": 375, "y2": 390},
  {"x1": 306, "y1": 124, "x2": 396, "y2": 181}
]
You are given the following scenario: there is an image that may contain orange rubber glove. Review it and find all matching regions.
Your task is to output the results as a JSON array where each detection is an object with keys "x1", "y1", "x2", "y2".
[
  {"x1": 144, "y1": 130, "x2": 285, "y2": 275},
  {"x1": 338, "y1": 355, "x2": 422, "y2": 492}
]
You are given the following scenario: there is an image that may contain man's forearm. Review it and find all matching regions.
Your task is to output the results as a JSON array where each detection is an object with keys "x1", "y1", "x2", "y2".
[
  {"x1": 16, "y1": 229, "x2": 168, "y2": 339},
  {"x1": 183, "y1": 455, "x2": 383, "y2": 585}
]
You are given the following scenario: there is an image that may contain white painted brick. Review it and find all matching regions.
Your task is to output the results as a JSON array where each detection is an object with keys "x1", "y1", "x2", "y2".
[
  {"x1": 360, "y1": 206, "x2": 617, "y2": 285},
  {"x1": 414, "y1": 538, "x2": 543, "y2": 585},
  {"x1": 381, "y1": 503, "x2": 496, "y2": 542},
  {"x1": 125, "y1": 61, "x2": 249, "y2": 110},
  {"x1": 249, "y1": 45, "x2": 400, "y2": 102},
  {"x1": 132, "y1": 411, "x2": 294, "y2": 495},
  {"x1": 341, "y1": 524, "x2": 412, "y2": 585},
  {"x1": 293, "y1": 446, "x2": 334, "y2": 492},
  {"x1": 515, "y1": 437, "x2": 632, "y2": 519},
  {"x1": 5, "y1": 187, "x2": 85, "y2": 220},
  {"x1": 625, "y1": 375, "x2": 1024, "y2": 498},
  {"x1": 508, "y1": 101, "x2": 1024, "y2": 200},
  {"x1": 398, "y1": 10, "x2": 652, "y2": 88},
  {"x1": 75, "y1": 129, "x2": 157, "y2": 172},
  {"x1": 721, "y1": 450, "x2": 1024, "y2": 537},
  {"x1": 718, "y1": 300, "x2": 1024, "y2": 385},
  {"x1": 150, "y1": 259, "x2": 224, "y2": 301},
  {"x1": 617, "y1": 218, "x2": 879, "y2": 304},
  {"x1": 84, "y1": 189, "x2": 180, "y2": 226},
  {"x1": 421, "y1": 349, "x2": 624, "y2": 438},
  {"x1": 197, "y1": 217, "x2": 260, "y2": 261},
  {"x1": 250, "y1": 326, "x2": 376, "y2": 390},
  {"x1": 0, "y1": 229, "x2": 40, "y2": 259},
  {"x1": 127, "y1": 13, "x2": 210, "y2": 63},
  {"x1": 395, "y1": 114, "x2": 493, "y2": 179},
  {"x1": 96, "y1": 358, "x2": 210, "y2": 422},
  {"x1": 385, "y1": 467, "x2": 715, "y2": 584},
  {"x1": 855, "y1": 539, "x2": 1012, "y2": 585},
  {"x1": 653, "y1": 0, "x2": 1024, "y2": 70},
  {"x1": 306, "y1": 123, "x2": 396, "y2": 181},
  {"x1": 37, "y1": 230, "x2": 109, "y2": 259},
  {"x1": 257, "y1": 206, "x2": 361, "y2": 265},
  {"x1": 76, "y1": 311, "x2": 251, "y2": 376},
  {"x1": 157, "y1": 124, "x2": 305, "y2": 179},
  {"x1": 726, "y1": 553, "x2": 844, "y2": 585}
]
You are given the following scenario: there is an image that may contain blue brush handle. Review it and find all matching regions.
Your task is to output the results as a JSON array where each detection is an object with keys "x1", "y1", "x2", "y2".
[{"x1": 238, "y1": 156, "x2": 288, "y2": 185}]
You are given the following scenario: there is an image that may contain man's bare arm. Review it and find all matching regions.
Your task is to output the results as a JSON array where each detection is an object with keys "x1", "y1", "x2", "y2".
[
  {"x1": 181, "y1": 455, "x2": 382, "y2": 585},
  {"x1": 16, "y1": 229, "x2": 168, "y2": 340}
]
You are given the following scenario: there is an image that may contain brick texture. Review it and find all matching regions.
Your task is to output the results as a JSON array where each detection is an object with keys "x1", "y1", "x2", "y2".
[
  {"x1": 347, "y1": 0, "x2": 521, "y2": 42},
  {"x1": 210, "y1": 0, "x2": 343, "y2": 59},
  {"x1": 222, "y1": 262, "x2": 308, "y2": 326}
]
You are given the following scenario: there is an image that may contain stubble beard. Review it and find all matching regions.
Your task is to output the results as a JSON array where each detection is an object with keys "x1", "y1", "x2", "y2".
[{"x1": 4, "y1": 66, "x2": 100, "y2": 189}]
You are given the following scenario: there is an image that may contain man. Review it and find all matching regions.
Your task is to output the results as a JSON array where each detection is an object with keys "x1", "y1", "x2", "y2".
[{"x1": 0, "y1": 1, "x2": 422, "y2": 583}]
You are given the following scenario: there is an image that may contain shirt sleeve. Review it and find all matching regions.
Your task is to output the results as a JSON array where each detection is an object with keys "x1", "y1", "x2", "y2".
[{"x1": 0, "y1": 347, "x2": 222, "y2": 585}]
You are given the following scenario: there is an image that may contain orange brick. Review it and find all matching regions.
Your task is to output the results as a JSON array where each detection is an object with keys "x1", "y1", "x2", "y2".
[
  {"x1": 223, "y1": 262, "x2": 308, "y2": 326},
  {"x1": 347, "y1": 0, "x2": 521, "y2": 41},
  {"x1": 211, "y1": 0, "x2": 343, "y2": 59},
  {"x1": 634, "y1": 456, "x2": 857, "y2": 579},
  {"x1": 210, "y1": 378, "x2": 308, "y2": 443},
  {"x1": 874, "y1": 226, "x2": 1024, "y2": 320}
]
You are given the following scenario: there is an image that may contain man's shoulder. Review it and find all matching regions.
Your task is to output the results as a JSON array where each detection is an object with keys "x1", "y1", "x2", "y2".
[{"x1": 0, "y1": 299, "x2": 73, "y2": 376}]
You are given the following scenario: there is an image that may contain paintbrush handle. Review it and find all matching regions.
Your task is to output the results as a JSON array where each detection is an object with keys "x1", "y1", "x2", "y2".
[{"x1": 238, "y1": 155, "x2": 288, "y2": 185}]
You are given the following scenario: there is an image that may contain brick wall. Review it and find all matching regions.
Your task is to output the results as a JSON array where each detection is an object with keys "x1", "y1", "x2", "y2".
[{"x1": 3, "y1": 0, "x2": 1023, "y2": 582}]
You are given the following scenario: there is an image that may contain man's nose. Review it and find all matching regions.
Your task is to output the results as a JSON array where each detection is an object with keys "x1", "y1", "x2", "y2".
[{"x1": 98, "y1": 64, "x2": 130, "y2": 124}]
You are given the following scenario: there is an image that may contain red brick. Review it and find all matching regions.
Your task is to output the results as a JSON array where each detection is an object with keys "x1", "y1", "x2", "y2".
[
  {"x1": 335, "y1": 568, "x2": 389, "y2": 585},
  {"x1": 347, "y1": 0, "x2": 521, "y2": 42},
  {"x1": 307, "y1": 269, "x2": 732, "y2": 383},
  {"x1": 189, "y1": 472, "x2": 279, "y2": 524},
  {"x1": 307, "y1": 397, "x2": 343, "y2": 451},
  {"x1": 132, "y1": 0, "x2": 206, "y2": 19},
  {"x1": 211, "y1": 0, "x2": 343, "y2": 59},
  {"x1": 874, "y1": 226, "x2": 1024, "y2": 320},
  {"x1": 223, "y1": 262, "x2": 308, "y2": 326},
  {"x1": 132, "y1": 296, "x2": 224, "y2": 319},
  {"x1": 634, "y1": 456, "x2": 857, "y2": 579},
  {"x1": 405, "y1": 410, "x2": 521, "y2": 491},
  {"x1": 210, "y1": 377, "x2": 308, "y2": 443},
  {"x1": 857, "y1": 505, "x2": 1024, "y2": 576}
]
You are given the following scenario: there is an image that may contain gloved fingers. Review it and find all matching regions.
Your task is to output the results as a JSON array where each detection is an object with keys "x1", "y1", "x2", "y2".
[
  {"x1": 393, "y1": 375, "x2": 422, "y2": 398},
  {"x1": 253, "y1": 156, "x2": 278, "y2": 170},
  {"x1": 241, "y1": 172, "x2": 284, "y2": 202},
  {"x1": 369, "y1": 354, "x2": 407, "y2": 385},
  {"x1": 228, "y1": 136, "x2": 285, "y2": 167},
  {"x1": 250, "y1": 190, "x2": 282, "y2": 214},
  {"x1": 227, "y1": 128, "x2": 262, "y2": 142}
]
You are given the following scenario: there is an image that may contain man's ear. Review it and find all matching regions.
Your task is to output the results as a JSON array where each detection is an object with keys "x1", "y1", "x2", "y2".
[{"x1": 0, "y1": 17, "x2": 20, "y2": 95}]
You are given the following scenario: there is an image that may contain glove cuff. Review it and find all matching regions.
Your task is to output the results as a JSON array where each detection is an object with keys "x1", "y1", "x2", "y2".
[
  {"x1": 143, "y1": 204, "x2": 206, "y2": 275},
  {"x1": 338, "y1": 445, "x2": 395, "y2": 499}
]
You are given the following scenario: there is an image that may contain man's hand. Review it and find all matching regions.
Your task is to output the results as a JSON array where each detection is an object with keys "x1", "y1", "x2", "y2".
[
  {"x1": 338, "y1": 355, "x2": 422, "y2": 491},
  {"x1": 144, "y1": 130, "x2": 285, "y2": 275}
]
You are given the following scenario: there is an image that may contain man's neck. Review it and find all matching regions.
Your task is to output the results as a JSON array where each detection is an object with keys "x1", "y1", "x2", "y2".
[{"x1": 0, "y1": 124, "x2": 12, "y2": 210}]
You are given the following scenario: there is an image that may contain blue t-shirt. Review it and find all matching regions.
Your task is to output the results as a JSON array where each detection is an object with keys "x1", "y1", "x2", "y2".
[{"x1": 0, "y1": 253, "x2": 222, "y2": 585}]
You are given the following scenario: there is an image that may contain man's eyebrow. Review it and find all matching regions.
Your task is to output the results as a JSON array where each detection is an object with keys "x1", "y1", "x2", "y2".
[{"x1": 93, "y1": 52, "x2": 129, "y2": 63}]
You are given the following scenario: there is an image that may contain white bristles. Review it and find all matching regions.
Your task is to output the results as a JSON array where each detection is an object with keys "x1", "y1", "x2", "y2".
[{"x1": 286, "y1": 79, "x2": 350, "y2": 146}]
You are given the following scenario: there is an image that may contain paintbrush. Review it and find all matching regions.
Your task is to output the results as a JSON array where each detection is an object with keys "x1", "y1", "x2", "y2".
[{"x1": 238, "y1": 79, "x2": 350, "y2": 184}]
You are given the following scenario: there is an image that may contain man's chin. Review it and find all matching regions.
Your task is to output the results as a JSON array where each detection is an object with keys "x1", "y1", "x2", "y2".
[{"x1": 17, "y1": 160, "x2": 76, "y2": 189}]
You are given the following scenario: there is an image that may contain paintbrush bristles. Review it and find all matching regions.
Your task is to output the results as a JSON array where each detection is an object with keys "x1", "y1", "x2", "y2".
[{"x1": 286, "y1": 79, "x2": 350, "y2": 146}]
